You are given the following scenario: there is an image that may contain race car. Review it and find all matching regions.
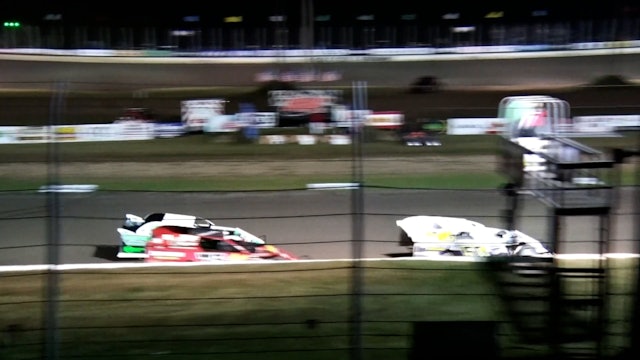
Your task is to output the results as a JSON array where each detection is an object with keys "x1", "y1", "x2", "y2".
[
  {"x1": 145, "y1": 224, "x2": 298, "y2": 262},
  {"x1": 116, "y1": 212, "x2": 217, "y2": 259},
  {"x1": 396, "y1": 215, "x2": 552, "y2": 258}
]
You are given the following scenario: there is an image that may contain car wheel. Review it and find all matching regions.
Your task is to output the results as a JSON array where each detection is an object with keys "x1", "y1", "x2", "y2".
[
  {"x1": 399, "y1": 230, "x2": 412, "y2": 247},
  {"x1": 439, "y1": 250, "x2": 458, "y2": 256}
]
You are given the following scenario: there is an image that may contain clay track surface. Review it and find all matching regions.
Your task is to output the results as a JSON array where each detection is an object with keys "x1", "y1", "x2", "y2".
[
  {"x1": 0, "y1": 155, "x2": 495, "y2": 178},
  {"x1": 0, "y1": 185, "x2": 637, "y2": 266}
]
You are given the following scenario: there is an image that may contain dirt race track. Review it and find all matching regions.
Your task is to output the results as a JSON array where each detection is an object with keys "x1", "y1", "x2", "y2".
[
  {"x1": 0, "y1": 155, "x2": 496, "y2": 178},
  {"x1": 0, "y1": 52, "x2": 639, "y2": 265}
]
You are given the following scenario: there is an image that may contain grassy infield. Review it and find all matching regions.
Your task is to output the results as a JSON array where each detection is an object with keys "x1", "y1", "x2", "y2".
[
  {"x1": 0, "y1": 133, "x2": 637, "y2": 191},
  {"x1": 0, "y1": 123, "x2": 639, "y2": 359}
]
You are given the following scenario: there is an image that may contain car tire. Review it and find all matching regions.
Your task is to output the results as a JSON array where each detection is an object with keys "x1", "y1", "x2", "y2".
[
  {"x1": 440, "y1": 250, "x2": 458, "y2": 256},
  {"x1": 399, "y1": 230, "x2": 412, "y2": 247}
]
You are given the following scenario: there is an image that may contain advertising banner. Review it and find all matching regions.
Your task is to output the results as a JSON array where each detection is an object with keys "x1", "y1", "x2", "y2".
[
  {"x1": 181, "y1": 99, "x2": 226, "y2": 132},
  {"x1": 0, "y1": 126, "x2": 20, "y2": 144},
  {"x1": 203, "y1": 115, "x2": 240, "y2": 133},
  {"x1": 75, "y1": 124, "x2": 120, "y2": 141},
  {"x1": 268, "y1": 90, "x2": 342, "y2": 127},
  {"x1": 364, "y1": 111, "x2": 404, "y2": 129},
  {"x1": 0, "y1": 124, "x2": 154, "y2": 143},
  {"x1": 153, "y1": 122, "x2": 186, "y2": 138},
  {"x1": 235, "y1": 112, "x2": 278, "y2": 128},
  {"x1": 573, "y1": 115, "x2": 640, "y2": 133},
  {"x1": 447, "y1": 118, "x2": 506, "y2": 135},
  {"x1": 113, "y1": 122, "x2": 156, "y2": 140},
  {"x1": 332, "y1": 106, "x2": 371, "y2": 128}
]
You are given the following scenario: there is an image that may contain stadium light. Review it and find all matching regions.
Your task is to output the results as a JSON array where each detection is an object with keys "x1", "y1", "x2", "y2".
[{"x1": 3, "y1": 21, "x2": 21, "y2": 28}]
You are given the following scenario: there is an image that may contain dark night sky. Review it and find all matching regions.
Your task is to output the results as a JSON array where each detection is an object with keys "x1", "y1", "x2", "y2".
[{"x1": 1, "y1": 0, "x2": 638, "y2": 26}]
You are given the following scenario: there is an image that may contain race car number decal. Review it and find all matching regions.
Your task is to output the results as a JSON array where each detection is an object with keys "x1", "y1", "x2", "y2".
[
  {"x1": 195, "y1": 252, "x2": 229, "y2": 261},
  {"x1": 424, "y1": 231, "x2": 453, "y2": 241}
]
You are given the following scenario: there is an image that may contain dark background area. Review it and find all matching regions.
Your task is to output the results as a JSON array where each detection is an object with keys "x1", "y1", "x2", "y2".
[{"x1": 2, "y1": 1, "x2": 638, "y2": 27}]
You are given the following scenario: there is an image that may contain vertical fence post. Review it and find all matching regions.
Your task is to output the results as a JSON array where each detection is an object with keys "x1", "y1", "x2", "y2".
[
  {"x1": 629, "y1": 130, "x2": 640, "y2": 360},
  {"x1": 44, "y1": 81, "x2": 66, "y2": 360},
  {"x1": 349, "y1": 80, "x2": 366, "y2": 360}
]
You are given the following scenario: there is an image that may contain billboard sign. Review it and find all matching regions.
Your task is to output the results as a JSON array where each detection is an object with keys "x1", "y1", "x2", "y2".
[{"x1": 181, "y1": 99, "x2": 226, "y2": 132}]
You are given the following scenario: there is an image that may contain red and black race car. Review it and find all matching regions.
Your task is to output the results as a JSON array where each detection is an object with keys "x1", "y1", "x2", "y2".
[{"x1": 145, "y1": 224, "x2": 298, "y2": 263}]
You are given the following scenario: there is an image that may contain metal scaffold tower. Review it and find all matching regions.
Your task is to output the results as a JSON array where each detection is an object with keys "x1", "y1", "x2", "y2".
[{"x1": 495, "y1": 95, "x2": 617, "y2": 359}]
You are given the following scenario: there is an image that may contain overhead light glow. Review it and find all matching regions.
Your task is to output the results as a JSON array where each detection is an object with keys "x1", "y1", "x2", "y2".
[
  {"x1": 356, "y1": 15, "x2": 374, "y2": 21},
  {"x1": 269, "y1": 15, "x2": 286, "y2": 22},
  {"x1": 224, "y1": 16, "x2": 243, "y2": 23},
  {"x1": 485, "y1": 11, "x2": 504, "y2": 19},
  {"x1": 452, "y1": 26, "x2": 475, "y2": 33}
]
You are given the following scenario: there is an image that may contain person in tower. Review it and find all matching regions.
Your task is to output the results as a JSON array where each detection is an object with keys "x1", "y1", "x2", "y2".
[{"x1": 517, "y1": 103, "x2": 547, "y2": 137}]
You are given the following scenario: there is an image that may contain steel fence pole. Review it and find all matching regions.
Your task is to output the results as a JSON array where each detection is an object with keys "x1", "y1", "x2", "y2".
[
  {"x1": 43, "y1": 81, "x2": 66, "y2": 360},
  {"x1": 349, "y1": 80, "x2": 366, "y2": 360}
]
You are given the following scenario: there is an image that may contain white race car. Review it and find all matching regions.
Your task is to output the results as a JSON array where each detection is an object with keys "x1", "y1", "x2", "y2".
[
  {"x1": 116, "y1": 212, "x2": 217, "y2": 259},
  {"x1": 396, "y1": 215, "x2": 552, "y2": 258}
]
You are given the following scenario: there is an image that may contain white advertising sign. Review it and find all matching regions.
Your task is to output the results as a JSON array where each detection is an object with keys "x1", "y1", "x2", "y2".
[
  {"x1": 0, "y1": 126, "x2": 19, "y2": 143},
  {"x1": 573, "y1": 115, "x2": 640, "y2": 132},
  {"x1": 447, "y1": 118, "x2": 505, "y2": 135},
  {"x1": 235, "y1": 112, "x2": 277, "y2": 128},
  {"x1": 203, "y1": 115, "x2": 240, "y2": 133},
  {"x1": 332, "y1": 106, "x2": 371, "y2": 128},
  {"x1": 0, "y1": 123, "x2": 154, "y2": 143},
  {"x1": 364, "y1": 112, "x2": 404, "y2": 129},
  {"x1": 113, "y1": 122, "x2": 155, "y2": 140},
  {"x1": 181, "y1": 99, "x2": 226, "y2": 132},
  {"x1": 75, "y1": 124, "x2": 119, "y2": 141},
  {"x1": 268, "y1": 90, "x2": 342, "y2": 117}
]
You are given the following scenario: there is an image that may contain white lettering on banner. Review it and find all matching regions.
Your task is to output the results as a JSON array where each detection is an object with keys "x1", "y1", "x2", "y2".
[
  {"x1": 296, "y1": 135, "x2": 317, "y2": 145},
  {"x1": 259, "y1": 135, "x2": 287, "y2": 145},
  {"x1": 332, "y1": 106, "x2": 371, "y2": 128},
  {"x1": 0, "y1": 124, "x2": 122, "y2": 143},
  {"x1": 573, "y1": 118, "x2": 614, "y2": 133},
  {"x1": 255, "y1": 70, "x2": 342, "y2": 83},
  {"x1": 153, "y1": 123, "x2": 186, "y2": 138},
  {"x1": 573, "y1": 115, "x2": 640, "y2": 132},
  {"x1": 364, "y1": 112, "x2": 404, "y2": 129},
  {"x1": 17, "y1": 126, "x2": 50, "y2": 142},
  {"x1": 447, "y1": 118, "x2": 505, "y2": 135},
  {"x1": 235, "y1": 112, "x2": 277, "y2": 128},
  {"x1": 0, "y1": 124, "x2": 154, "y2": 143},
  {"x1": 116, "y1": 122, "x2": 155, "y2": 140},
  {"x1": 76, "y1": 124, "x2": 117, "y2": 141}
]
